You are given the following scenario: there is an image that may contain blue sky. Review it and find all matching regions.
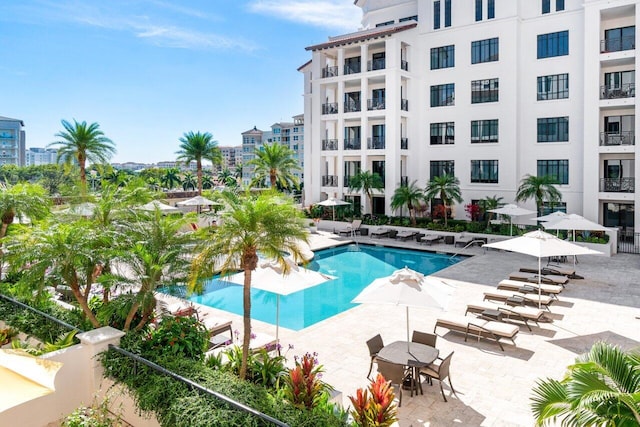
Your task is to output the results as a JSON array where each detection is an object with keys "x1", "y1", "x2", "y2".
[{"x1": 0, "y1": 0, "x2": 361, "y2": 163}]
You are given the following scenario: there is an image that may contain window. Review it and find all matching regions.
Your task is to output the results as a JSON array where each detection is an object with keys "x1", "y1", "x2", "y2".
[
  {"x1": 537, "y1": 73, "x2": 569, "y2": 100},
  {"x1": 430, "y1": 122, "x2": 455, "y2": 145},
  {"x1": 399, "y1": 15, "x2": 418, "y2": 22},
  {"x1": 471, "y1": 78, "x2": 499, "y2": 103},
  {"x1": 430, "y1": 45, "x2": 455, "y2": 69},
  {"x1": 471, "y1": 160, "x2": 499, "y2": 183},
  {"x1": 372, "y1": 161, "x2": 385, "y2": 187},
  {"x1": 471, "y1": 119, "x2": 498, "y2": 143},
  {"x1": 430, "y1": 160, "x2": 455, "y2": 179},
  {"x1": 444, "y1": 0, "x2": 451, "y2": 27},
  {"x1": 542, "y1": 0, "x2": 550, "y2": 14},
  {"x1": 344, "y1": 56, "x2": 361, "y2": 74},
  {"x1": 556, "y1": 0, "x2": 564, "y2": 11},
  {"x1": 430, "y1": 83, "x2": 455, "y2": 107},
  {"x1": 376, "y1": 20, "x2": 394, "y2": 27},
  {"x1": 604, "y1": 26, "x2": 636, "y2": 52},
  {"x1": 471, "y1": 37, "x2": 499, "y2": 64},
  {"x1": 475, "y1": 0, "x2": 482, "y2": 21},
  {"x1": 434, "y1": 1, "x2": 441, "y2": 29},
  {"x1": 537, "y1": 31, "x2": 569, "y2": 58},
  {"x1": 542, "y1": 201, "x2": 566, "y2": 216},
  {"x1": 488, "y1": 0, "x2": 495, "y2": 18},
  {"x1": 537, "y1": 117, "x2": 569, "y2": 142},
  {"x1": 537, "y1": 160, "x2": 568, "y2": 184}
]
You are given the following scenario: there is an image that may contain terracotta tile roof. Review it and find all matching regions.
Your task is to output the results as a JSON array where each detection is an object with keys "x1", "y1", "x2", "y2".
[{"x1": 305, "y1": 22, "x2": 417, "y2": 51}]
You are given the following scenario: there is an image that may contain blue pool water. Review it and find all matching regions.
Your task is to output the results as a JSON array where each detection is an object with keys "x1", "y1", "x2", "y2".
[{"x1": 168, "y1": 244, "x2": 462, "y2": 330}]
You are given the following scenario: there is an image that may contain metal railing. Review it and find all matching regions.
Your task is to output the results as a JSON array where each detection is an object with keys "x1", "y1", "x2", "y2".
[
  {"x1": 344, "y1": 176, "x2": 352, "y2": 187},
  {"x1": 0, "y1": 293, "x2": 83, "y2": 333},
  {"x1": 344, "y1": 63, "x2": 361, "y2": 75},
  {"x1": 367, "y1": 137, "x2": 385, "y2": 149},
  {"x1": 400, "y1": 176, "x2": 408, "y2": 187},
  {"x1": 107, "y1": 345, "x2": 289, "y2": 427},
  {"x1": 322, "y1": 175, "x2": 338, "y2": 186},
  {"x1": 344, "y1": 138, "x2": 361, "y2": 150},
  {"x1": 401, "y1": 60, "x2": 409, "y2": 71},
  {"x1": 321, "y1": 103, "x2": 338, "y2": 115},
  {"x1": 401, "y1": 99, "x2": 408, "y2": 111},
  {"x1": 367, "y1": 59, "x2": 385, "y2": 71},
  {"x1": 321, "y1": 66, "x2": 338, "y2": 78},
  {"x1": 600, "y1": 83, "x2": 635, "y2": 99},
  {"x1": 321, "y1": 139, "x2": 338, "y2": 150},
  {"x1": 344, "y1": 100, "x2": 361, "y2": 113},
  {"x1": 600, "y1": 177, "x2": 635, "y2": 192},
  {"x1": 600, "y1": 131, "x2": 635, "y2": 146},
  {"x1": 601, "y1": 36, "x2": 635, "y2": 53},
  {"x1": 367, "y1": 99, "x2": 385, "y2": 110},
  {"x1": 400, "y1": 137, "x2": 408, "y2": 149}
]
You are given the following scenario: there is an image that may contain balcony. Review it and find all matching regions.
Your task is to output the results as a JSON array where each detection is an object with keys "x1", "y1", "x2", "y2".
[
  {"x1": 600, "y1": 177, "x2": 635, "y2": 193},
  {"x1": 401, "y1": 99, "x2": 408, "y2": 111},
  {"x1": 600, "y1": 83, "x2": 635, "y2": 99},
  {"x1": 400, "y1": 176, "x2": 408, "y2": 187},
  {"x1": 401, "y1": 60, "x2": 408, "y2": 71},
  {"x1": 600, "y1": 131, "x2": 635, "y2": 146},
  {"x1": 367, "y1": 58, "x2": 386, "y2": 71},
  {"x1": 322, "y1": 139, "x2": 338, "y2": 150},
  {"x1": 601, "y1": 36, "x2": 635, "y2": 53},
  {"x1": 322, "y1": 66, "x2": 338, "y2": 78},
  {"x1": 344, "y1": 138, "x2": 361, "y2": 150},
  {"x1": 344, "y1": 63, "x2": 361, "y2": 75},
  {"x1": 322, "y1": 103, "x2": 338, "y2": 115},
  {"x1": 367, "y1": 98, "x2": 385, "y2": 110},
  {"x1": 322, "y1": 175, "x2": 339, "y2": 187},
  {"x1": 367, "y1": 137, "x2": 386, "y2": 150},
  {"x1": 344, "y1": 100, "x2": 361, "y2": 113},
  {"x1": 400, "y1": 137, "x2": 408, "y2": 149},
  {"x1": 344, "y1": 176, "x2": 352, "y2": 187}
]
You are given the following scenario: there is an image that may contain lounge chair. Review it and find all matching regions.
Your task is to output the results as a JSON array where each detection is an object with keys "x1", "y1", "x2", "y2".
[
  {"x1": 434, "y1": 314, "x2": 519, "y2": 351},
  {"x1": 201, "y1": 315, "x2": 234, "y2": 348},
  {"x1": 454, "y1": 235, "x2": 474, "y2": 248},
  {"x1": 418, "y1": 234, "x2": 443, "y2": 246},
  {"x1": 387, "y1": 229, "x2": 398, "y2": 239},
  {"x1": 396, "y1": 230, "x2": 417, "y2": 241},
  {"x1": 338, "y1": 219, "x2": 362, "y2": 236},
  {"x1": 497, "y1": 279, "x2": 563, "y2": 297},
  {"x1": 465, "y1": 301, "x2": 546, "y2": 331},
  {"x1": 508, "y1": 271, "x2": 569, "y2": 286},
  {"x1": 370, "y1": 227, "x2": 390, "y2": 238},
  {"x1": 520, "y1": 266, "x2": 583, "y2": 279},
  {"x1": 482, "y1": 289, "x2": 555, "y2": 310}
]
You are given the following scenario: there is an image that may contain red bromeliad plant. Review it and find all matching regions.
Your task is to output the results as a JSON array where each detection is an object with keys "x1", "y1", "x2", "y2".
[
  {"x1": 282, "y1": 352, "x2": 332, "y2": 409},
  {"x1": 349, "y1": 373, "x2": 398, "y2": 427}
]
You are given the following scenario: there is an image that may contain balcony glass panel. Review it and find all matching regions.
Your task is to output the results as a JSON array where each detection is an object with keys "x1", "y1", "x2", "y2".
[
  {"x1": 321, "y1": 139, "x2": 338, "y2": 150},
  {"x1": 367, "y1": 137, "x2": 385, "y2": 149},
  {"x1": 322, "y1": 103, "x2": 338, "y2": 114},
  {"x1": 344, "y1": 138, "x2": 361, "y2": 150},
  {"x1": 322, "y1": 66, "x2": 338, "y2": 78}
]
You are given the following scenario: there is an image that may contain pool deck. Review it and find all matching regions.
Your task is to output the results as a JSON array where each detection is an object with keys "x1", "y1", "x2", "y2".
[{"x1": 189, "y1": 230, "x2": 640, "y2": 426}]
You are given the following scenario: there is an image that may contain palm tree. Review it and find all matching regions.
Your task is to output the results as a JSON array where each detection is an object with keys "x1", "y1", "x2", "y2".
[
  {"x1": 182, "y1": 172, "x2": 197, "y2": 191},
  {"x1": 424, "y1": 174, "x2": 463, "y2": 227},
  {"x1": 248, "y1": 143, "x2": 300, "y2": 190},
  {"x1": 161, "y1": 167, "x2": 181, "y2": 190},
  {"x1": 516, "y1": 175, "x2": 562, "y2": 216},
  {"x1": 349, "y1": 170, "x2": 384, "y2": 214},
  {"x1": 391, "y1": 181, "x2": 425, "y2": 226},
  {"x1": 478, "y1": 195, "x2": 505, "y2": 228},
  {"x1": 531, "y1": 341, "x2": 640, "y2": 426},
  {"x1": 49, "y1": 119, "x2": 116, "y2": 195},
  {"x1": 189, "y1": 191, "x2": 308, "y2": 380},
  {"x1": 176, "y1": 131, "x2": 221, "y2": 195},
  {"x1": 201, "y1": 173, "x2": 214, "y2": 190}
]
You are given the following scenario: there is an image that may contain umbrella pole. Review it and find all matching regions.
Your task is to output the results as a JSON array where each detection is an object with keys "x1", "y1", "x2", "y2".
[
  {"x1": 510, "y1": 218, "x2": 513, "y2": 236},
  {"x1": 406, "y1": 306, "x2": 410, "y2": 352},
  {"x1": 538, "y1": 257, "x2": 542, "y2": 309},
  {"x1": 276, "y1": 296, "x2": 280, "y2": 355}
]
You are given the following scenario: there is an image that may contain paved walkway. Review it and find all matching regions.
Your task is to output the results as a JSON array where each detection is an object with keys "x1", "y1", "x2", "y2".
[{"x1": 190, "y1": 230, "x2": 640, "y2": 426}]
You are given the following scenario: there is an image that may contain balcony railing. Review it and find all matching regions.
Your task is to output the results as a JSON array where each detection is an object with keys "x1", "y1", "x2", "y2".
[
  {"x1": 401, "y1": 60, "x2": 408, "y2": 71},
  {"x1": 321, "y1": 139, "x2": 338, "y2": 150},
  {"x1": 344, "y1": 100, "x2": 361, "y2": 113},
  {"x1": 344, "y1": 176, "x2": 352, "y2": 187},
  {"x1": 322, "y1": 175, "x2": 339, "y2": 187},
  {"x1": 400, "y1": 176, "x2": 408, "y2": 187},
  {"x1": 322, "y1": 103, "x2": 338, "y2": 115},
  {"x1": 367, "y1": 58, "x2": 386, "y2": 71},
  {"x1": 400, "y1": 137, "x2": 408, "y2": 149},
  {"x1": 600, "y1": 131, "x2": 635, "y2": 146},
  {"x1": 367, "y1": 137, "x2": 386, "y2": 149},
  {"x1": 401, "y1": 99, "x2": 408, "y2": 111},
  {"x1": 367, "y1": 98, "x2": 385, "y2": 110},
  {"x1": 322, "y1": 66, "x2": 338, "y2": 78},
  {"x1": 344, "y1": 138, "x2": 361, "y2": 150},
  {"x1": 601, "y1": 36, "x2": 635, "y2": 53},
  {"x1": 600, "y1": 177, "x2": 635, "y2": 193},
  {"x1": 344, "y1": 63, "x2": 361, "y2": 75},
  {"x1": 600, "y1": 83, "x2": 635, "y2": 99}
]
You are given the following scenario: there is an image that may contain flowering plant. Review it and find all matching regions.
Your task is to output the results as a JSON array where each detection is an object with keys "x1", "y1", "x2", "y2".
[
  {"x1": 282, "y1": 352, "x2": 333, "y2": 409},
  {"x1": 349, "y1": 373, "x2": 398, "y2": 427}
]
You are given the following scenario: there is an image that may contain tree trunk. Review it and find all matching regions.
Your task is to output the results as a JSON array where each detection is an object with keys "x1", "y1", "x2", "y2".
[
  {"x1": 78, "y1": 155, "x2": 87, "y2": 197},
  {"x1": 197, "y1": 160, "x2": 203, "y2": 195},
  {"x1": 240, "y1": 248, "x2": 258, "y2": 380},
  {"x1": 270, "y1": 169, "x2": 277, "y2": 189},
  {"x1": 0, "y1": 218, "x2": 10, "y2": 278},
  {"x1": 69, "y1": 275, "x2": 100, "y2": 328}
]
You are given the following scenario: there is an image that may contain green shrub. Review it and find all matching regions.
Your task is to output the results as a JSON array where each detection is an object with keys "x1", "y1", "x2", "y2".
[{"x1": 141, "y1": 316, "x2": 208, "y2": 360}]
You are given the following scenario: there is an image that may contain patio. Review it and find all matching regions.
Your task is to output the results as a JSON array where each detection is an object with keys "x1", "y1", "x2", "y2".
[{"x1": 192, "y1": 231, "x2": 640, "y2": 426}]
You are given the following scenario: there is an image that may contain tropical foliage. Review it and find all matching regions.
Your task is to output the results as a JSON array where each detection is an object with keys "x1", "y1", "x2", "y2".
[
  {"x1": 516, "y1": 175, "x2": 562, "y2": 217},
  {"x1": 424, "y1": 174, "x2": 463, "y2": 227},
  {"x1": 390, "y1": 180, "x2": 426, "y2": 226},
  {"x1": 176, "y1": 131, "x2": 221, "y2": 195},
  {"x1": 349, "y1": 373, "x2": 398, "y2": 427},
  {"x1": 248, "y1": 143, "x2": 300, "y2": 190},
  {"x1": 349, "y1": 170, "x2": 384, "y2": 214},
  {"x1": 478, "y1": 195, "x2": 505, "y2": 228}
]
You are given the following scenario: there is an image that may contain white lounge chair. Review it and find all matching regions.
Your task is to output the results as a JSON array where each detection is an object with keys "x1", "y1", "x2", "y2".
[{"x1": 434, "y1": 314, "x2": 519, "y2": 351}]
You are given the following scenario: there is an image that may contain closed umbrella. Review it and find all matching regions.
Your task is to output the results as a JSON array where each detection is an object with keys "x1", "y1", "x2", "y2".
[
  {"x1": 488, "y1": 204, "x2": 536, "y2": 236},
  {"x1": 352, "y1": 267, "x2": 455, "y2": 351},
  {"x1": 316, "y1": 198, "x2": 350, "y2": 221}
]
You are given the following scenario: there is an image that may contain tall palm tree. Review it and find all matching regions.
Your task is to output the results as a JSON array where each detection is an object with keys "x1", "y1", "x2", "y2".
[
  {"x1": 349, "y1": 170, "x2": 384, "y2": 214},
  {"x1": 391, "y1": 181, "x2": 425, "y2": 226},
  {"x1": 161, "y1": 167, "x2": 181, "y2": 190},
  {"x1": 531, "y1": 341, "x2": 640, "y2": 426},
  {"x1": 516, "y1": 175, "x2": 562, "y2": 216},
  {"x1": 189, "y1": 191, "x2": 308, "y2": 380},
  {"x1": 478, "y1": 194, "x2": 505, "y2": 228},
  {"x1": 176, "y1": 131, "x2": 221, "y2": 195},
  {"x1": 424, "y1": 174, "x2": 463, "y2": 227},
  {"x1": 248, "y1": 143, "x2": 300, "y2": 190},
  {"x1": 49, "y1": 119, "x2": 116, "y2": 195}
]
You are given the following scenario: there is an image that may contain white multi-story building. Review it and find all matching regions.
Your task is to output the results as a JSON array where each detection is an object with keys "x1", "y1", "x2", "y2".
[
  {"x1": 25, "y1": 147, "x2": 58, "y2": 166},
  {"x1": 301, "y1": 0, "x2": 639, "y2": 233},
  {"x1": 0, "y1": 116, "x2": 26, "y2": 166}
]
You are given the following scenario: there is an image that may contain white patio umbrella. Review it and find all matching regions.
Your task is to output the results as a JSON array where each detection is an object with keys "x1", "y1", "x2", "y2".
[
  {"x1": 316, "y1": 198, "x2": 351, "y2": 221},
  {"x1": 487, "y1": 204, "x2": 536, "y2": 236},
  {"x1": 176, "y1": 195, "x2": 222, "y2": 213},
  {"x1": 57, "y1": 202, "x2": 96, "y2": 217},
  {"x1": 483, "y1": 230, "x2": 602, "y2": 307},
  {"x1": 535, "y1": 211, "x2": 568, "y2": 223},
  {"x1": 225, "y1": 258, "x2": 333, "y2": 347},
  {"x1": 138, "y1": 200, "x2": 181, "y2": 214},
  {"x1": 352, "y1": 267, "x2": 455, "y2": 351},
  {"x1": 543, "y1": 214, "x2": 609, "y2": 241}
]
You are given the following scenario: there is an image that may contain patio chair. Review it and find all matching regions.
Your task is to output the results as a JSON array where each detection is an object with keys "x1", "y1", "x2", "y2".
[
  {"x1": 396, "y1": 230, "x2": 417, "y2": 241},
  {"x1": 376, "y1": 359, "x2": 410, "y2": 407},
  {"x1": 370, "y1": 228, "x2": 390, "y2": 238},
  {"x1": 411, "y1": 330, "x2": 437, "y2": 347},
  {"x1": 465, "y1": 301, "x2": 546, "y2": 331},
  {"x1": 497, "y1": 279, "x2": 563, "y2": 297},
  {"x1": 508, "y1": 271, "x2": 569, "y2": 286},
  {"x1": 482, "y1": 289, "x2": 555, "y2": 311},
  {"x1": 366, "y1": 334, "x2": 385, "y2": 379},
  {"x1": 418, "y1": 351, "x2": 457, "y2": 402},
  {"x1": 434, "y1": 314, "x2": 519, "y2": 351},
  {"x1": 338, "y1": 219, "x2": 362, "y2": 236}
]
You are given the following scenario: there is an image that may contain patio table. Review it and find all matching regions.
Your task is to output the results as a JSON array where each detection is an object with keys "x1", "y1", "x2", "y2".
[{"x1": 377, "y1": 341, "x2": 439, "y2": 396}]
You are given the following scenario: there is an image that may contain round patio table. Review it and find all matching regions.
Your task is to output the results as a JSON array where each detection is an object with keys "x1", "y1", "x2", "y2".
[{"x1": 377, "y1": 341, "x2": 439, "y2": 396}]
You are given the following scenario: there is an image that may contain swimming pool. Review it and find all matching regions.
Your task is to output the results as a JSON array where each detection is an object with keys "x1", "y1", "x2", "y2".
[{"x1": 172, "y1": 244, "x2": 463, "y2": 330}]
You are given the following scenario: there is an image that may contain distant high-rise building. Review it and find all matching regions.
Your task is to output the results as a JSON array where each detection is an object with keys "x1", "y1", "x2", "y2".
[
  {"x1": 0, "y1": 116, "x2": 26, "y2": 166},
  {"x1": 241, "y1": 126, "x2": 264, "y2": 186},
  {"x1": 25, "y1": 147, "x2": 58, "y2": 166},
  {"x1": 219, "y1": 145, "x2": 242, "y2": 169}
]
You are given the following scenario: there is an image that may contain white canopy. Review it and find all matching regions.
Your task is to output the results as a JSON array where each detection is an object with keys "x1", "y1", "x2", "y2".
[
  {"x1": 138, "y1": 200, "x2": 181, "y2": 214},
  {"x1": 487, "y1": 204, "x2": 536, "y2": 236}
]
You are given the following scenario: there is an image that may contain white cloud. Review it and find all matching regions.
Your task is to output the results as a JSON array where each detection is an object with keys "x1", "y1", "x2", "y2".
[
  {"x1": 248, "y1": 0, "x2": 361, "y2": 32},
  {"x1": 134, "y1": 24, "x2": 256, "y2": 51}
]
